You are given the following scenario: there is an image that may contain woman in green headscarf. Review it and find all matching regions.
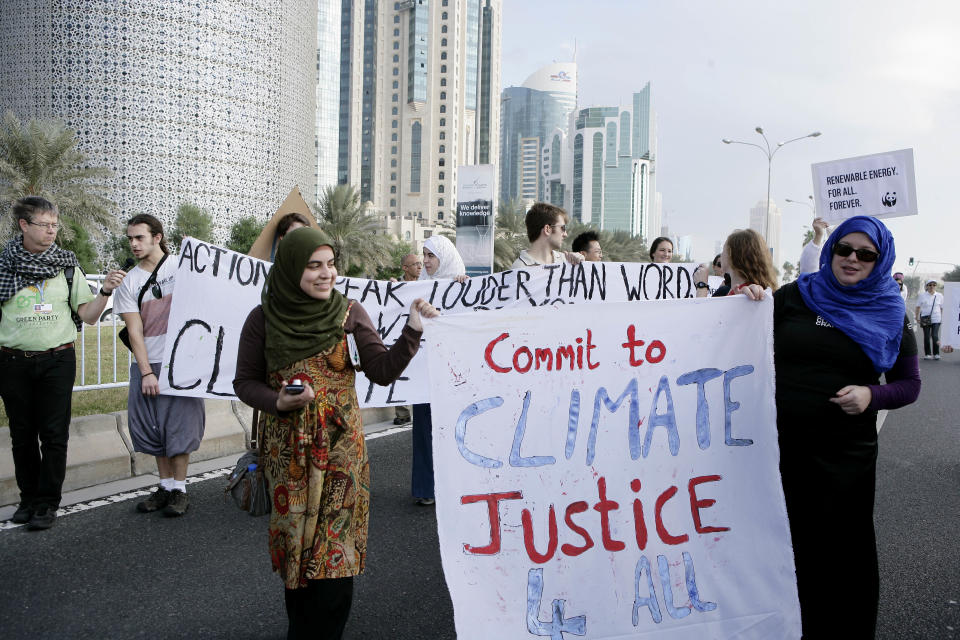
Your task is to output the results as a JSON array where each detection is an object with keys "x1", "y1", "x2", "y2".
[{"x1": 234, "y1": 228, "x2": 437, "y2": 640}]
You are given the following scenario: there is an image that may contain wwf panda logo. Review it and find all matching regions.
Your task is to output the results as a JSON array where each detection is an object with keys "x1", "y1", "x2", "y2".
[{"x1": 882, "y1": 192, "x2": 897, "y2": 207}]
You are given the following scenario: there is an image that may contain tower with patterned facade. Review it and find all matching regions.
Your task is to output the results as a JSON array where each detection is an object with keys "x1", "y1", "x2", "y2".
[{"x1": 0, "y1": 0, "x2": 319, "y2": 242}]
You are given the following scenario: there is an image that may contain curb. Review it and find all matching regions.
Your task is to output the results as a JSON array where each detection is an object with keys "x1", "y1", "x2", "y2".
[{"x1": 0, "y1": 401, "x2": 409, "y2": 508}]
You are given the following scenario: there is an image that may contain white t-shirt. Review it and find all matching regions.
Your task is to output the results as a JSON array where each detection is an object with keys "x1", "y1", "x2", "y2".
[
  {"x1": 114, "y1": 257, "x2": 178, "y2": 363},
  {"x1": 915, "y1": 290, "x2": 943, "y2": 324}
]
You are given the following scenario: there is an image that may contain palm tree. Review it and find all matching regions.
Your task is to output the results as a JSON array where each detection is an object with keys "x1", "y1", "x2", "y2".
[
  {"x1": 562, "y1": 218, "x2": 648, "y2": 262},
  {"x1": 315, "y1": 184, "x2": 393, "y2": 276},
  {"x1": 494, "y1": 197, "x2": 527, "y2": 271},
  {"x1": 0, "y1": 111, "x2": 116, "y2": 246}
]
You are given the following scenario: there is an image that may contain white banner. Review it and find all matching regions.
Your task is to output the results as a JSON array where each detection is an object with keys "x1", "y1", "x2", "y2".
[
  {"x1": 158, "y1": 238, "x2": 270, "y2": 398},
  {"x1": 942, "y1": 282, "x2": 960, "y2": 348},
  {"x1": 811, "y1": 148, "x2": 918, "y2": 224},
  {"x1": 424, "y1": 297, "x2": 801, "y2": 639},
  {"x1": 160, "y1": 239, "x2": 702, "y2": 405}
]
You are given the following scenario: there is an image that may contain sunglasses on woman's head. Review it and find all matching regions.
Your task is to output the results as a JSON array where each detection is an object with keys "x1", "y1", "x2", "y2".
[{"x1": 833, "y1": 242, "x2": 879, "y2": 263}]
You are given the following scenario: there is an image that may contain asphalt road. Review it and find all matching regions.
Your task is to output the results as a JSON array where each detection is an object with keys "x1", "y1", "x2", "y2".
[{"x1": 0, "y1": 355, "x2": 957, "y2": 639}]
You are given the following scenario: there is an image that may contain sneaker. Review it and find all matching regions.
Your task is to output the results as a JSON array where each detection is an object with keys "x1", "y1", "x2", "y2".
[
  {"x1": 136, "y1": 487, "x2": 171, "y2": 513},
  {"x1": 415, "y1": 498, "x2": 435, "y2": 506},
  {"x1": 935, "y1": 355, "x2": 941, "y2": 360},
  {"x1": 11, "y1": 503, "x2": 32, "y2": 524},
  {"x1": 924, "y1": 355, "x2": 934, "y2": 360},
  {"x1": 163, "y1": 490, "x2": 189, "y2": 517},
  {"x1": 393, "y1": 416, "x2": 411, "y2": 425},
  {"x1": 27, "y1": 506, "x2": 56, "y2": 530}
]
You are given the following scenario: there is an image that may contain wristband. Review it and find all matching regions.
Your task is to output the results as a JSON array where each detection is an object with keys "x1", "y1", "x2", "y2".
[
  {"x1": 99, "y1": 287, "x2": 112, "y2": 296},
  {"x1": 141, "y1": 371, "x2": 156, "y2": 378}
]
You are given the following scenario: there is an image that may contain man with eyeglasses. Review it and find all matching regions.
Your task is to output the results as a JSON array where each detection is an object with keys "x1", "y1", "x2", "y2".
[
  {"x1": 511, "y1": 202, "x2": 584, "y2": 269},
  {"x1": 114, "y1": 214, "x2": 205, "y2": 517},
  {"x1": 0, "y1": 197, "x2": 127, "y2": 529}
]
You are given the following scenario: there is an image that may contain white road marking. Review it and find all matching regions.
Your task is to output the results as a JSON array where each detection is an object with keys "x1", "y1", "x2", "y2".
[
  {"x1": 877, "y1": 409, "x2": 888, "y2": 433},
  {"x1": 1, "y1": 426, "x2": 412, "y2": 530}
]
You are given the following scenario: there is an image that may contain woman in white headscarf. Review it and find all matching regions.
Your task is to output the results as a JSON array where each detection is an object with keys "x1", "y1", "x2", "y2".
[
  {"x1": 412, "y1": 235, "x2": 466, "y2": 505},
  {"x1": 418, "y1": 234, "x2": 466, "y2": 282}
]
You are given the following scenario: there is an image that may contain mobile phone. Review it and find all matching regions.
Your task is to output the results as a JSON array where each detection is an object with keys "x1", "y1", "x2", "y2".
[{"x1": 284, "y1": 381, "x2": 305, "y2": 395}]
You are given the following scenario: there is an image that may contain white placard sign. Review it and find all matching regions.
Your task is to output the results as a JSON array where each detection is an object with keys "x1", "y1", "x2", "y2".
[
  {"x1": 159, "y1": 238, "x2": 702, "y2": 405},
  {"x1": 942, "y1": 282, "x2": 960, "y2": 349},
  {"x1": 158, "y1": 238, "x2": 271, "y2": 398},
  {"x1": 811, "y1": 148, "x2": 917, "y2": 224},
  {"x1": 424, "y1": 296, "x2": 800, "y2": 639}
]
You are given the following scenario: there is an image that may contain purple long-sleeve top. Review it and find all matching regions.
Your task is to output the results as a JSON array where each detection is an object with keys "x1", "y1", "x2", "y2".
[{"x1": 868, "y1": 353, "x2": 921, "y2": 411}]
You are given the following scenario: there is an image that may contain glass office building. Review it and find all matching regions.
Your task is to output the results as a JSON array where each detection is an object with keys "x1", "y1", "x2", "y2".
[
  {"x1": 337, "y1": 0, "x2": 501, "y2": 248},
  {"x1": 569, "y1": 83, "x2": 661, "y2": 239},
  {"x1": 499, "y1": 62, "x2": 577, "y2": 207}
]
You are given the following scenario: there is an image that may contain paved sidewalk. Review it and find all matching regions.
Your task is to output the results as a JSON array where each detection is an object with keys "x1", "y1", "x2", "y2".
[{"x1": 0, "y1": 418, "x2": 406, "y2": 522}]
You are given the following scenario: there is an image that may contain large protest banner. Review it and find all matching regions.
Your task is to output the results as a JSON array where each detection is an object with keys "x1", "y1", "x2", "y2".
[
  {"x1": 942, "y1": 282, "x2": 960, "y2": 349},
  {"x1": 160, "y1": 238, "x2": 702, "y2": 405},
  {"x1": 423, "y1": 296, "x2": 801, "y2": 639},
  {"x1": 811, "y1": 148, "x2": 918, "y2": 224}
]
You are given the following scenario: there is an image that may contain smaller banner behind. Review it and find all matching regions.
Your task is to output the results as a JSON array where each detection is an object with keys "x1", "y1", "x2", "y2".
[
  {"x1": 423, "y1": 296, "x2": 800, "y2": 639},
  {"x1": 811, "y1": 148, "x2": 917, "y2": 224},
  {"x1": 158, "y1": 238, "x2": 702, "y2": 405},
  {"x1": 942, "y1": 282, "x2": 960, "y2": 348},
  {"x1": 456, "y1": 164, "x2": 496, "y2": 277}
]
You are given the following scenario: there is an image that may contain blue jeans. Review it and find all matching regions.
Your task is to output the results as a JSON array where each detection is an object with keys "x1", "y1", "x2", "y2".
[{"x1": 0, "y1": 347, "x2": 76, "y2": 509}]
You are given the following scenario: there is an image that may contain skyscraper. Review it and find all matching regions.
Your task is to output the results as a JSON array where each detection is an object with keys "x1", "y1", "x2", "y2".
[
  {"x1": 316, "y1": 0, "x2": 343, "y2": 201},
  {"x1": 337, "y1": 0, "x2": 501, "y2": 248},
  {"x1": 499, "y1": 62, "x2": 577, "y2": 208},
  {"x1": 0, "y1": 1, "x2": 318, "y2": 242},
  {"x1": 749, "y1": 198, "x2": 782, "y2": 268},
  {"x1": 567, "y1": 83, "x2": 661, "y2": 239}
]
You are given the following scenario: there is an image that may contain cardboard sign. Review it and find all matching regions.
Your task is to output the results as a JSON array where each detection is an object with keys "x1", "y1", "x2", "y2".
[
  {"x1": 942, "y1": 282, "x2": 960, "y2": 348},
  {"x1": 811, "y1": 148, "x2": 917, "y2": 224},
  {"x1": 423, "y1": 296, "x2": 801, "y2": 639},
  {"x1": 247, "y1": 185, "x2": 320, "y2": 261},
  {"x1": 159, "y1": 238, "x2": 702, "y2": 404}
]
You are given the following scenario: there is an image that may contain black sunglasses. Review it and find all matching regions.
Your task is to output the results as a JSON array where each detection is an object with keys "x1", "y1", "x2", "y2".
[
  {"x1": 151, "y1": 283, "x2": 162, "y2": 299},
  {"x1": 712, "y1": 261, "x2": 721, "y2": 268},
  {"x1": 833, "y1": 242, "x2": 879, "y2": 263}
]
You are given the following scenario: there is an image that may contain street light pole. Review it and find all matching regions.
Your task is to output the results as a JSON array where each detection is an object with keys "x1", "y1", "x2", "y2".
[
  {"x1": 722, "y1": 128, "x2": 821, "y2": 243},
  {"x1": 785, "y1": 195, "x2": 815, "y2": 214}
]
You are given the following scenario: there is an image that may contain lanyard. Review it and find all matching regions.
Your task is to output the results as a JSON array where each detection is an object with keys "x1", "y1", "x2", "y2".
[{"x1": 36, "y1": 279, "x2": 47, "y2": 303}]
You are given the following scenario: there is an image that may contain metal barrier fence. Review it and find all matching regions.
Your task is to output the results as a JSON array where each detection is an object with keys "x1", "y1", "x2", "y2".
[{"x1": 76, "y1": 275, "x2": 131, "y2": 391}]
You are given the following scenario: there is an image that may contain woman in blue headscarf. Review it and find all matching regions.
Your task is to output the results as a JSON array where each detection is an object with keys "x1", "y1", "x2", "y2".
[{"x1": 743, "y1": 215, "x2": 920, "y2": 637}]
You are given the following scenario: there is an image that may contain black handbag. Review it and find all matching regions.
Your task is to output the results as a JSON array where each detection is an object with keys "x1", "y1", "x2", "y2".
[
  {"x1": 224, "y1": 409, "x2": 271, "y2": 516},
  {"x1": 118, "y1": 254, "x2": 169, "y2": 350}
]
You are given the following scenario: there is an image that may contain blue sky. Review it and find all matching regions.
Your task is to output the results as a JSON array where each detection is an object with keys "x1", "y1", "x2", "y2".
[{"x1": 500, "y1": 0, "x2": 960, "y2": 277}]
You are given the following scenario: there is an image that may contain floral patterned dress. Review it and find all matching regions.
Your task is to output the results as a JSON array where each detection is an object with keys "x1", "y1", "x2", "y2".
[{"x1": 263, "y1": 328, "x2": 369, "y2": 589}]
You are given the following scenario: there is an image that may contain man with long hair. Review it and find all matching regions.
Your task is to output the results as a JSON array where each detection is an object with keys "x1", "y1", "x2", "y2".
[{"x1": 114, "y1": 214, "x2": 205, "y2": 516}]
